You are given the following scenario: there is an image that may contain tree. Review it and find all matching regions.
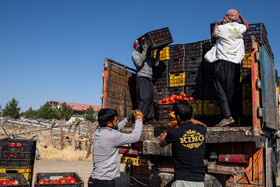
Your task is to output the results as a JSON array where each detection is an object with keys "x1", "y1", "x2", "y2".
[
  {"x1": 84, "y1": 106, "x2": 97, "y2": 122},
  {"x1": 23, "y1": 107, "x2": 37, "y2": 119},
  {"x1": 36, "y1": 102, "x2": 55, "y2": 119},
  {"x1": 2, "y1": 98, "x2": 21, "y2": 119},
  {"x1": 54, "y1": 102, "x2": 73, "y2": 121},
  {"x1": 0, "y1": 105, "x2": 2, "y2": 116}
]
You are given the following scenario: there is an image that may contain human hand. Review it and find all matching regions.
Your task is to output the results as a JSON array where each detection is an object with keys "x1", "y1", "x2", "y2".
[
  {"x1": 134, "y1": 110, "x2": 144, "y2": 120},
  {"x1": 142, "y1": 39, "x2": 151, "y2": 51},
  {"x1": 169, "y1": 112, "x2": 175, "y2": 119},
  {"x1": 169, "y1": 120, "x2": 178, "y2": 128}
]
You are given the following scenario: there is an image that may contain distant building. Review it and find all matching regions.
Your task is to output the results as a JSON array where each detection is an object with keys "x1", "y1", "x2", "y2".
[{"x1": 49, "y1": 101, "x2": 101, "y2": 122}]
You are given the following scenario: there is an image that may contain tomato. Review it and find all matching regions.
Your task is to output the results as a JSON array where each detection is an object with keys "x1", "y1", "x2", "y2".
[
  {"x1": 2, "y1": 180, "x2": 8, "y2": 185},
  {"x1": 15, "y1": 143, "x2": 21, "y2": 147},
  {"x1": 178, "y1": 96, "x2": 183, "y2": 100},
  {"x1": 38, "y1": 180, "x2": 45, "y2": 184},
  {"x1": 9, "y1": 143, "x2": 16, "y2": 147},
  {"x1": 162, "y1": 98, "x2": 166, "y2": 102},
  {"x1": 158, "y1": 101, "x2": 162, "y2": 104},
  {"x1": 172, "y1": 100, "x2": 176, "y2": 103},
  {"x1": 0, "y1": 181, "x2": 2, "y2": 185},
  {"x1": 51, "y1": 180, "x2": 59, "y2": 184},
  {"x1": 189, "y1": 97, "x2": 193, "y2": 101},
  {"x1": 43, "y1": 181, "x2": 50, "y2": 184},
  {"x1": 180, "y1": 92, "x2": 184, "y2": 96},
  {"x1": 11, "y1": 180, "x2": 20, "y2": 184},
  {"x1": 182, "y1": 93, "x2": 186, "y2": 98},
  {"x1": 66, "y1": 175, "x2": 73, "y2": 180},
  {"x1": 59, "y1": 178, "x2": 67, "y2": 184},
  {"x1": 69, "y1": 178, "x2": 77, "y2": 183}
]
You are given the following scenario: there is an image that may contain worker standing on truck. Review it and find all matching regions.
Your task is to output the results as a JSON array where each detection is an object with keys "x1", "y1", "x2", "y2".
[
  {"x1": 159, "y1": 100, "x2": 207, "y2": 187},
  {"x1": 88, "y1": 108, "x2": 143, "y2": 187},
  {"x1": 204, "y1": 9, "x2": 249, "y2": 127},
  {"x1": 132, "y1": 40, "x2": 161, "y2": 124}
]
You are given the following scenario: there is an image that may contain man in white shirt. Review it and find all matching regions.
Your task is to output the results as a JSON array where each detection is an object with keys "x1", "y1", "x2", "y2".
[{"x1": 204, "y1": 9, "x2": 249, "y2": 127}]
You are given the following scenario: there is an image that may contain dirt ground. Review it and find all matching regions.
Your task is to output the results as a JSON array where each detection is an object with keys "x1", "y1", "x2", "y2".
[
  {"x1": 33, "y1": 160, "x2": 280, "y2": 187},
  {"x1": 33, "y1": 160, "x2": 129, "y2": 187}
]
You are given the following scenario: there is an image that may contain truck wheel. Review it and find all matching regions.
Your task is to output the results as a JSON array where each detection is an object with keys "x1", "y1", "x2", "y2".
[{"x1": 204, "y1": 173, "x2": 226, "y2": 187}]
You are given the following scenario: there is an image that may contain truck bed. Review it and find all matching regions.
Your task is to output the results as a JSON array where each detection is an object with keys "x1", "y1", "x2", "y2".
[{"x1": 121, "y1": 125, "x2": 265, "y2": 156}]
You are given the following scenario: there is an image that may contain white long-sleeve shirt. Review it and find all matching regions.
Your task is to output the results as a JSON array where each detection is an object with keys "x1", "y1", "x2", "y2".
[{"x1": 90, "y1": 119, "x2": 143, "y2": 180}]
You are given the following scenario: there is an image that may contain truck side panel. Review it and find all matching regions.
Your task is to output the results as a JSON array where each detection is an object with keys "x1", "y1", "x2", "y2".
[
  {"x1": 260, "y1": 46, "x2": 278, "y2": 130},
  {"x1": 102, "y1": 58, "x2": 137, "y2": 120}
]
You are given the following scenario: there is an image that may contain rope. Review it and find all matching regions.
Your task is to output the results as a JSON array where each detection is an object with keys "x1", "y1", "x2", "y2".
[{"x1": 130, "y1": 176, "x2": 149, "y2": 187}]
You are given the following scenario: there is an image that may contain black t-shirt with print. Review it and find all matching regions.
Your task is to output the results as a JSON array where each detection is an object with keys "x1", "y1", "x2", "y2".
[{"x1": 165, "y1": 120, "x2": 207, "y2": 182}]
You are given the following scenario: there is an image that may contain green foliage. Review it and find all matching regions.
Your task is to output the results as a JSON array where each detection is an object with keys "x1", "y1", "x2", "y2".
[
  {"x1": 84, "y1": 106, "x2": 97, "y2": 122},
  {"x1": 23, "y1": 107, "x2": 37, "y2": 119},
  {"x1": 54, "y1": 102, "x2": 73, "y2": 121},
  {"x1": 2, "y1": 98, "x2": 21, "y2": 119},
  {"x1": 36, "y1": 102, "x2": 55, "y2": 119}
]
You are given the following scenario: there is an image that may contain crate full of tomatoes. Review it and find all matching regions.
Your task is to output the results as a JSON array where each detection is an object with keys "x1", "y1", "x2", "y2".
[
  {"x1": 158, "y1": 92, "x2": 193, "y2": 105},
  {"x1": 35, "y1": 172, "x2": 83, "y2": 187},
  {"x1": 154, "y1": 92, "x2": 194, "y2": 127},
  {"x1": 0, "y1": 173, "x2": 29, "y2": 186},
  {"x1": 0, "y1": 139, "x2": 36, "y2": 167}
]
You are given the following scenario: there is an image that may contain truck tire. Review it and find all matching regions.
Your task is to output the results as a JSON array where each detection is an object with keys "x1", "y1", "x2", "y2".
[{"x1": 204, "y1": 173, "x2": 226, "y2": 187}]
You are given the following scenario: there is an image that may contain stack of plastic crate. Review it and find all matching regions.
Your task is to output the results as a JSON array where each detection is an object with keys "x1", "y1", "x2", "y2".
[
  {"x1": 0, "y1": 139, "x2": 36, "y2": 186},
  {"x1": 243, "y1": 23, "x2": 273, "y2": 60}
]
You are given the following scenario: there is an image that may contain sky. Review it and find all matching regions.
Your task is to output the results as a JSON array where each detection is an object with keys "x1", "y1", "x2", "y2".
[{"x1": 0, "y1": 0, "x2": 279, "y2": 112}]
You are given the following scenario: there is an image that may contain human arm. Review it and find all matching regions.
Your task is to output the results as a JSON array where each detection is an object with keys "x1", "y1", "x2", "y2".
[
  {"x1": 118, "y1": 119, "x2": 128, "y2": 131},
  {"x1": 239, "y1": 12, "x2": 249, "y2": 31},
  {"x1": 153, "y1": 47, "x2": 163, "y2": 66},
  {"x1": 159, "y1": 124, "x2": 174, "y2": 147},
  {"x1": 118, "y1": 110, "x2": 135, "y2": 131},
  {"x1": 114, "y1": 110, "x2": 143, "y2": 146},
  {"x1": 211, "y1": 22, "x2": 219, "y2": 43},
  {"x1": 132, "y1": 40, "x2": 149, "y2": 68}
]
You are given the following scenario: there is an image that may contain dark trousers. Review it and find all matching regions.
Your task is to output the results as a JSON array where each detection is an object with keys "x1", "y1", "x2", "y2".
[
  {"x1": 137, "y1": 76, "x2": 154, "y2": 121},
  {"x1": 88, "y1": 177, "x2": 115, "y2": 187},
  {"x1": 213, "y1": 60, "x2": 240, "y2": 119}
]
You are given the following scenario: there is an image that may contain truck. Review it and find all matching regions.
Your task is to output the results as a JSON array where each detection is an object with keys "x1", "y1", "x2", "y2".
[{"x1": 101, "y1": 23, "x2": 279, "y2": 187}]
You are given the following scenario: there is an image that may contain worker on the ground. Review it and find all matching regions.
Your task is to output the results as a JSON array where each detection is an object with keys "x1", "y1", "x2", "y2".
[
  {"x1": 88, "y1": 108, "x2": 143, "y2": 187},
  {"x1": 132, "y1": 39, "x2": 161, "y2": 124},
  {"x1": 159, "y1": 100, "x2": 207, "y2": 187},
  {"x1": 204, "y1": 9, "x2": 249, "y2": 127}
]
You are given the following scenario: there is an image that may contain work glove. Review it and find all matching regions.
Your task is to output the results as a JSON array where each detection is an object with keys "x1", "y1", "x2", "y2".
[
  {"x1": 126, "y1": 110, "x2": 136, "y2": 122},
  {"x1": 134, "y1": 110, "x2": 144, "y2": 120},
  {"x1": 141, "y1": 39, "x2": 151, "y2": 56},
  {"x1": 169, "y1": 112, "x2": 175, "y2": 119},
  {"x1": 169, "y1": 120, "x2": 178, "y2": 128}
]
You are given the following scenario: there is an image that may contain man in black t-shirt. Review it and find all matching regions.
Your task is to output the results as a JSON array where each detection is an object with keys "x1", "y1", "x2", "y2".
[{"x1": 159, "y1": 100, "x2": 207, "y2": 187}]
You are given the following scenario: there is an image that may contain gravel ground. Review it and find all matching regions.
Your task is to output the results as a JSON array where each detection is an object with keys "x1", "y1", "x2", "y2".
[{"x1": 33, "y1": 160, "x2": 129, "y2": 187}]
